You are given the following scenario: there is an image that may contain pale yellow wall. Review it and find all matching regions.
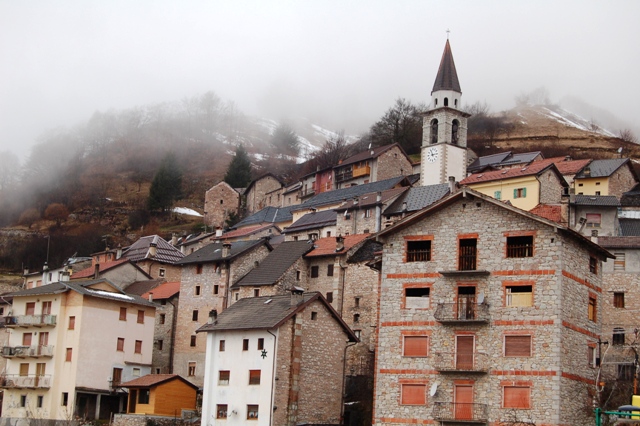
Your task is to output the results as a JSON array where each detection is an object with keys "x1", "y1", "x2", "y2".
[
  {"x1": 466, "y1": 176, "x2": 540, "y2": 211},
  {"x1": 573, "y1": 177, "x2": 609, "y2": 195}
]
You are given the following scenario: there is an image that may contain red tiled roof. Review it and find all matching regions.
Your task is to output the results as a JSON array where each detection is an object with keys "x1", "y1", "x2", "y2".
[
  {"x1": 142, "y1": 281, "x2": 180, "y2": 300},
  {"x1": 535, "y1": 157, "x2": 591, "y2": 175},
  {"x1": 305, "y1": 234, "x2": 370, "y2": 257},
  {"x1": 460, "y1": 161, "x2": 554, "y2": 185},
  {"x1": 529, "y1": 204, "x2": 563, "y2": 224},
  {"x1": 71, "y1": 258, "x2": 129, "y2": 279}
]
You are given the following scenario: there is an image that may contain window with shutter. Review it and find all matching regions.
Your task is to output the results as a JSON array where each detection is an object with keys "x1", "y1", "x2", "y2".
[
  {"x1": 401, "y1": 384, "x2": 426, "y2": 405},
  {"x1": 218, "y1": 370, "x2": 230, "y2": 385},
  {"x1": 403, "y1": 336, "x2": 429, "y2": 357},
  {"x1": 249, "y1": 370, "x2": 261, "y2": 385},
  {"x1": 614, "y1": 253, "x2": 626, "y2": 271},
  {"x1": 614, "y1": 292, "x2": 625, "y2": 308},
  {"x1": 504, "y1": 335, "x2": 532, "y2": 357},
  {"x1": 503, "y1": 386, "x2": 531, "y2": 409}
]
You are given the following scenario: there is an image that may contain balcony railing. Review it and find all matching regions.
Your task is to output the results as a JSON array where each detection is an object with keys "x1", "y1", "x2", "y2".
[
  {"x1": 432, "y1": 402, "x2": 488, "y2": 423},
  {"x1": 433, "y1": 352, "x2": 489, "y2": 373},
  {"x1": 352, "y1": 165, "x2": 371, "y2": 177},
  {"x1": 434, "y1": 303, "x2": 490, "y2": 324},
  {"x1": 1, "y1": 375, "x2": 51, "y2": 389},
  {"x1": 335, "y1": 168, "x2": 353, "y2": 183},
  {"x1": 4, "y1": 315, "x2": 57, "y2": 327},
  {"x1": 2, "y1": 345, "x2": 54, "y2": 358}
]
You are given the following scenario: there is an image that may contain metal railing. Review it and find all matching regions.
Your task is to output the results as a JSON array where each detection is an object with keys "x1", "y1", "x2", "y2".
[
  {"x1": 432, "y1": 402, "x2": 488, "y2": 423},
  {"x1": 433, "y1": 352, "x2": 489, "y2": 372},
  {"x1": 506, "y1": 243, "x2": 533, "y2": 258},
  {"x1": 2, "y1": 345, "x2": 54, "y2": 358},
  {"x1": 1, "y1": 374, "x2": 51, "y2": 389},
  {"x1": 4, "y1": 315, "x2": 57, "y2": 327},
  {"x1": 434, "y1": 303, "x2": 490, "y2": 323}
]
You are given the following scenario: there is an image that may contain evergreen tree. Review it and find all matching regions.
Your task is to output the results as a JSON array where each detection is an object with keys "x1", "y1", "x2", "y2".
[
  {"x1": 224, "y1": 145, "x2": 252, "y2": 188},
  {"x1": 271, "y1": 123, "x2": 300, "y2": 158},
  {"x1": 147, "y1": 153, "x2": 183, "y2": 211}
]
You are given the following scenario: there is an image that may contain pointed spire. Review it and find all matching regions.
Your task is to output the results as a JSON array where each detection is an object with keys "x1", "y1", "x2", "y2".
[{"x1": 431, "y1": 39, "x2": 461, "y2": 94}]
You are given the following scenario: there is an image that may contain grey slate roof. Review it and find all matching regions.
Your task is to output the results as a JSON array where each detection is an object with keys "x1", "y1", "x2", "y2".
[
  {"x1": 335, "y1": 143, "x2": 401, "y2": 168},
  {"x1": 467, "y1": 152, "x2": 512, "y2": 173},
  {"x1": 5, "y1": 279, "x2": 156, "y2": 307},
  {"x1": 383, "y1": 183, "x2": 451, "y2": 215},
  {"x1": 432, "y1": 39, "x2": 461, "y2": 93},
  {"x1": 619, "y1": 219, "x2": 640, "y2": 237},
  {"x1": 197, "y1": 292, "x2": 357, "y2": 342},
  {"x1": 574, "y1": 158, "x2": 629, "y2": 179},
  {"x1": 232, "y1": 241, "x2": 314, "y2": 288},
  {"x1": 124, "y1": 235, "x2": 184, "y2": 264},
  {"x1": 282, "y1": 210, "x2": 337, "y2": 234},
  {"x1": 232, "y1": 206, "x2": 297, "y2": 229},
  {"x1": 500, "y1": 151, "x2": 542, "y2": 166},
  {"x1": 621, "y1": 183, "x2": 640, "y2": 207},
  {"x1": 572, "y1": 195, "x2": 620, "y2": 206},
  {"x1": 177, "y1": 240, "x2": 269, "y2": 265}
]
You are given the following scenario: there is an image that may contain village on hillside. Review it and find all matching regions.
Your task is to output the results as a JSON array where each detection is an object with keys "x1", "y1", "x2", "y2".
[{"x1": 2, "y1": 39, "x2": 640, "y2": 426}]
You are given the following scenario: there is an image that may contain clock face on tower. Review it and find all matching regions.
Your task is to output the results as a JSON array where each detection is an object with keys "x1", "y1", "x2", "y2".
[{"x1": 426, "y1": 147, "x2": 439, "y2": 163}]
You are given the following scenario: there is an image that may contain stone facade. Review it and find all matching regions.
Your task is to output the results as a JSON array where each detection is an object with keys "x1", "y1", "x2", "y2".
[
  {"x1": 539, "y1": 167, "x2": 566, "y2": 205},
  {"x1": 373, "y1": 145, "x2": 413, "y2": 183},
  {"x1": 135, "y1": 260, "x2": 181, "y2": 282},
  {"x1": 374, "y1": 191, "x2": 607, "y2": 426},
  {"x1": 605, "y1": 164, "x2": 637, "y2": 199},
  {"x1": 336, "y1": 208, "x2": 378, "y2": 236},
  {"x1": 151, "y1": 293, "x2": 179, "y2": 374},
  {"x1": 231, "y1": 257, "x2": 308, "y2": 302},
  {"x1": 245, "y1": 175, "x2": 283, "y2": 214},
  {"x1": 204, "y1": 182, "x2": 241, "y2": 228}
]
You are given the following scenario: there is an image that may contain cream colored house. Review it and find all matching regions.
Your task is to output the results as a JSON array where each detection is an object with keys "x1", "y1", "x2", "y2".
[{"x1": 0, "y1": 278, "x2": 155, "y2": 423}]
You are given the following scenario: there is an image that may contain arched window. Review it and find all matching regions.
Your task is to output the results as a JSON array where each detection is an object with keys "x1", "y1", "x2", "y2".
[
  {"x1": 444, "y1": 97, "x2": 449, "y2": 107},
  {"x1": 452, "y1": 120, "x2": 459, "y2": 145},
  {"x1": 430, "y1": 119, "x2": 438, "y2": 144}
]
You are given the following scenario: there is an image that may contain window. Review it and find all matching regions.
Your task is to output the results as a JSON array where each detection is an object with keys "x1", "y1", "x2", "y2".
[
  {"x1": 112, "y1": 368, "x2": 123, "y2": 386},
  {"x1": 430, "y1": 119, "x2": 438, "y2": 144},
  {"x1": 296, "y1": 271, "x2": 301, "y2": 281},
  {"x1": 158, "y1": 268, "x2": 165, "y2": 277},
  {"x1": 196, "y1": 264, "x2": 203, "y2": 274},
  {"x1": 219, "y1": 370, "x2": 230, "y2": 385},
  {"x1": 26, "y1": 302, "x2": 35, "y2": 315},
  {"x1": 403, "y1": 336, "x2": 429, "y2": 357},
  {"x1": 401, "y1": 384, "x2": 426, "y2": 405},
  {"x1": 458, "y1": 238, "x2": 477, "y2": 270},
  {"x1": 62, "y1": 392, "x2": 68, "y2": 406},
  {"x1": 326, "y1": 231, "x2": 331, "y2": 237},
  {"x1": 586, "y1": 213, "x2": 601, "y2": 228},
  {"x1": 513, "y1": 187, "x2": 527, "y2": 198},
  {"x1": 353, "y1": 313, "x2": 360, "y2": 323},
  {"x1": 20, "y1": 363, "x2": 29, "y2": 376},
  {"x1": 159, "y1": 314, "x2": 166, "y2": 324},
  {"x1": 355, "y1": 330, "x2": 361, "y2": 339},
  {"x1": 243, "y1": 339, "x2": 249, "y2": 350},
  {"x1": 133, "y1": 368, "x2": 141, "y2": 377},
  {"x1": 588, "y1": 296, "x2": 597, "y2": 321},
  {"x1": 614, "y1": 292, "x2": 625, "y2": 308},
  {"x1": 138, "y1": 389, "x2": 150, "y2": 404},
  {"x1": 614, "y1": 253, "x2": 626, "y2": 271},
  {"x1": 406, "y1": 240, "x2": 431, "y2": 262},
  {"x1": 364, "y1": 209, "x2": 371, "y2": 218},
  {"x1": 68, "y1": 316, "x2": 75, "y2": 330},
  {"x1": 405, "y1": 287, "x2": 430, "y2": 309},
  {"x1": 20, "y1": 395, "x2": 27, "y2": 408},
  {"x1": 37, "y1": 395, "x2": 43, "y2": 408},
  {"x1": 506, "y1": 236, "x2": 533, "y2": 258},
  {"x1": 247, "y1": 405, "x2": 259, "y2": 419},
  {"x1": 249, "y1": 370, "x2": 261, "y2": 385},
  {"x1": 327, "y1": 264, "x2": 334, "y2": 276},
  {"x1": 355, "y1": 297, "x2": 360, "y2": 307},
  {"x1": 588, "y1": 346, "x2": 596, "y2": 368},
  {"x1": 613, "y1": 327, "x2": 625, "y2": 345},
  {"x1": 135, "y1": 340, "x2": 142, "y2": 354},
  {"x1": 258, "y1": 338, "x2": 264, "y2": 350},
  {"x1": 618, "y1": 364, "x2": 635, "y2": 381},
  {"x1": 190, "y1": 335, "x2": 196, "y2": 347},
  {"x1": 188, "y1": 362, "x2": 196, "y2": 376},
  {"x1": 503, "y1": 386, "x2": 531, "y2": 409},
  {"x1": 219, "y1": 340, "x2": 225, "y2": 351},
  {"x1": 65, "y1": 348, "x2": 72, "y2": 362},
  {"x1": 192, "y1": 310, "x2": 199, "y2": 321},
  {"x1": 253, "y1": 288, "x2": 260, "y2": 297},
  {"x1": 214, "y1": 285, "x2": 219, "y2": 295},
  {"x1": 326, "y1": 292, "x2": 333, "y2": 303},
  {"x1": 195, "y1": 286, "x2": 201, "y2": 296},
  {"x1": 504, "y1": 335, "x2": 532, "y2": 357},
  {"x1": 137, "y1": 310, "x2": 144, "y2": 324},
  {"x1": 505, "y1": 285, "x2": 533, "y2": 307},
  {"x1": 311, "y1": 266, "x2": 319, "y2": 278},
  {"x1": 42, "y1": 301, "x2": 52, "y2": 315},
  {"x1": 22, "y1": 332, "x2": 32, "y2": 346},
  {"x1": 117, "y1": 337, "x2": 125, "y2": 351},
  {"x1": 589, "y1": 256, "x2": 598, "y2": 274},
  {"x1": 119, "y1": 307, "x2": 127, "y2": 321},
  {"x1": 311, "y1": 312, "x2": 317, "y2": 320},
  {"x1": 217, "y1": 404, "x2": 228, "y2": 419},
  {"x1": 494, "y1": 190, "x2": 502, "y2": 200}
]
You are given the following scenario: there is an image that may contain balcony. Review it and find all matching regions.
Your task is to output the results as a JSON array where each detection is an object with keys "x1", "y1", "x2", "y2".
[
  {"x1": 434, "y1": 303, "x2": 490, "y2": 324},
  {"x1": 352, "y1": 165, "x2": 371, "y2": 177},
  {"x1": 433, "y1": 352, "x2": 489, "y2": 373},
  {"x1": 432, "y1": 402, "x2": 488, "y2": 423},
  {"x1": 2, "y1": 345, "x2": 54, "y2": 358},
  {"x1": 335, "y1": 168, "x2": 353, "y2": 183},
  {"x1": 4, "y1": 315, "x2": 57, "y2": 328},
  {"x1": 1, "y1": 375, "x2": 51, "y2": 389}
]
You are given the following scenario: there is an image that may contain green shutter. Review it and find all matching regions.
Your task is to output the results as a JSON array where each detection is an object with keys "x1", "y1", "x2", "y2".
[
  {"x1": 523, "y1": 187, "x2": 527, "y2": 197},
  {"x1": 513, "y1": 189, "x2": 518, "y2": 198}
]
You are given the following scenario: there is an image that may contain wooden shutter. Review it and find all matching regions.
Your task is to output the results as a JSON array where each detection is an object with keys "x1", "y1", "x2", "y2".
[
  {"x1": 503, "y1": 386, "x2": 531, "y2": 408},
  {"x1": 403, "y1": 336, "x2": 428, "y2": 357},
  {"x1": 249, "y1": 370, "x2": 261, "y2": 385},
  {"x1": 456, "y1": 336, "x2": 474, "y2": 370},
  {"x1": 504, "y1": 335, "x2": 531, "y2": 356},
  {"x1": 401, "y1": 384, "x2": 426, "y2": 405},
  {"x1": 25, "y1": 302, "x2": 35, "y2": 315},
  {"x1": 22, "y1": 333, "x2": 32, "y2": 346}
]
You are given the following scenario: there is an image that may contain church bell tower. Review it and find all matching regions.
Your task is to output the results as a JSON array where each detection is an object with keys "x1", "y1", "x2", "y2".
[{"x1": 421, "y1": 38, "x2": 470, "y2": 186}]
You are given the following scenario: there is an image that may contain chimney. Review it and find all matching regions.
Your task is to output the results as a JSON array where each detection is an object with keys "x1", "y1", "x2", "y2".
[
  {"x1": 208, "y1": 309, "x2": 218, "y2": 324},
  {"x1": 60, "y1": 271, "x2": 70, "y2": 282},
  {"x1": 93, "y1": 264, "x2": 100, "y2": 280},
  {"x1": 290, "y1": 287, "x2": 304, "y2": 306},
  {"x1": 171, "y1": 233, "x2": 178, "y2": 246},
  {"x1": 216, "y1": 227, "x2": 223, "y2": 237},
  {"x1": 148, "y1": 292, "x2": 153, "y2": 302},
  {"x1": 222, "y1": 242, "x2": 231, "y2": 258},
  {"x1": 149, "y1": 237, "x2": 158, "y2": 258},
  {"x1": 448, "y1": 176, "x2": 456, "y2": 194},
  {"x1": 336, "y1": 235, "x2": 345, "y2": 252},
  {"x1": 584, "y1": 167, "x2": 591, "y2": 177},
  {"x1": 116, "y1": 245, "x2": 122, "y2": 260},
  {"x1": 23, "y1": 268, "x2": 29, "y2": 276},
  {"x1": 591, "y1": 230, "x2": 598, "y2": 244}
]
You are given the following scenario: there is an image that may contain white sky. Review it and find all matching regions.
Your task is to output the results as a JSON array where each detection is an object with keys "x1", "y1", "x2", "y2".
[{"x1": 1, "y1": 0, "x2": 639, "y2": 160}]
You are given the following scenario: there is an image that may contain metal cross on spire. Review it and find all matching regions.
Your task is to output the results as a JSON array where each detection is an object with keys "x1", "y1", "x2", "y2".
[{"x1": 446, "y1": 28, "x2": 450, "y2": 39}]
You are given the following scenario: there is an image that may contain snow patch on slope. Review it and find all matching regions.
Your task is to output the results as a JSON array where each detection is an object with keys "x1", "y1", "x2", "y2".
[{"x1": 537, "y1": 106, "x2": 617, "y2": 137}]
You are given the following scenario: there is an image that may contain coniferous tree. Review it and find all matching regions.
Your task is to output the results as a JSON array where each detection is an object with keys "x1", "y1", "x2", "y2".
[
  {"x1": 224, "y1": 145, "x2": 252, "y2": 188},
  {"x1": 271, "y1": 123, "x2": 300, "y2": 158},
  {"x1": 147, "y1": 153, "x2": 183, "y2": 211}
]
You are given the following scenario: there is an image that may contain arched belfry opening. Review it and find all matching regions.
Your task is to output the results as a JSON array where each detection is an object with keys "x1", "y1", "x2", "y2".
[
  {"x1": 444, "y1": 97, "x2": 449, "y2": 107},
  {"x1": 431, "y1": 119, "x2": 438, "y2": 144},
  {"x1": 452, "y1": 119, "x2": 459, "y2": 145}
]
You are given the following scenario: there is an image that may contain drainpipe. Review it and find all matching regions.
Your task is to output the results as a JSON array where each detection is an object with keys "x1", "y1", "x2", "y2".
[
  {"x1": 340, "y1": 340, "x2": 357, "y2": 423},
  {"x1": 267, "y1": 329, "x2": 278, "y2": 426}
]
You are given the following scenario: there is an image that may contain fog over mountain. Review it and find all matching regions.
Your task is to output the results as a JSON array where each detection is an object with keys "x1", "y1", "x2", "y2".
[{"x1": 1, "y1": 1, "x2": 639, "y2": 161}]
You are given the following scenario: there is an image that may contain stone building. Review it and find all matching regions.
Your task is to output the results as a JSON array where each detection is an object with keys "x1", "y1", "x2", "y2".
[
  {"x1": 123, "y1": 235, "x2": 185, "y2": 282},
  {"x1": 569, "y1": 195, "x2": 620, "y2": 237},
  {"x1": 173, "y1": 239, "x2": 272, "y2": 386},
  {"x1": 282, "y1": 210, "x2": 337, "y2": 241},
  {"x1": 244, "y1": 173, "x2": 285, "y2": 214},
  {"x1": 334, "y1": 187, "x2": 408, "y2": 235},
  {"x1": 334, "y1": 143, "x2": 412, "y2": 190},
  {"x1": 573, "y1": 158, "x2": 639, "y2": 198},
  {"x1": 204, "y1": 181, "x2": 243, "y2": 229},
  {"x1": 373, "y1": 188, "x2": 611, "y2": 426},
  {"x1": 197, "y1": 291, "x2": 357, "y2": 426},
  {"x1": 71, "y1": 258, "x2": 152, "y2": 288}
]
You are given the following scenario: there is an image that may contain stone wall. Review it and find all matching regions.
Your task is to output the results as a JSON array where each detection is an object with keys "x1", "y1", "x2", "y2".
[
  {"x1": 151, "y1": 293, "x2": 179, "y2": 374},
  {"x1": 609, "y1": 165, "x2": 637, "y2": 198},
  {"x1": 539, "y1": 168, "x2": 565, "y2": 205},
  {"x1": 245, "y1": 176, "x2": 283, "y2": 214},
  {"x1": 373, "y1": 145, "x2": 413, "y2": 182},
  {"x1": 113, "y1": 413, "x2": 196, "y2": 426},
  {"x1": 204, "y1": 182, "x2": 241, "y2": 228}
]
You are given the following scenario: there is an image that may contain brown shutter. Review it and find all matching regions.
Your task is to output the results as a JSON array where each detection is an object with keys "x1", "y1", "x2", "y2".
[
  {"x1": 503, "y1": 386, "x2": 531, "y2": 408},
  {"x1": 504, "y1": 335, "x2": 531, "y2": 356},
  {"x1": 403, "y1": 336, "x2": 428, "y2": 357},
  {"x1": 401, "y1": 384, "x2": 426, "y2": 405}
]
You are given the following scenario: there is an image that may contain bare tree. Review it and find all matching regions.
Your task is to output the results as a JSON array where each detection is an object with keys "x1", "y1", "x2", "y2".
[{"x1": 618, "y1": 129, "x2": 638, "y2": 144}]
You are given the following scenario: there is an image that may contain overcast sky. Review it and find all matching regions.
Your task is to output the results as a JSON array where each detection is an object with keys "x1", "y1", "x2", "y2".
[{"x1": 1, "y1": 0, "x2": 638, "y2": 160}]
